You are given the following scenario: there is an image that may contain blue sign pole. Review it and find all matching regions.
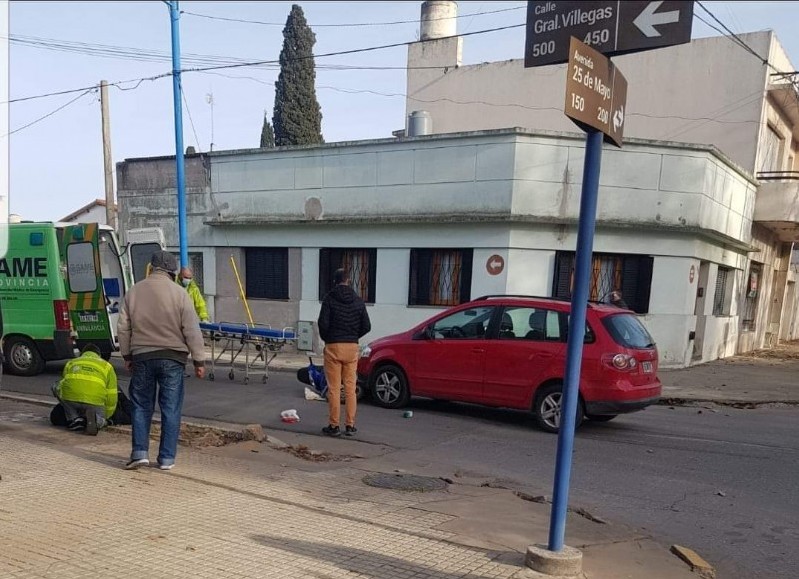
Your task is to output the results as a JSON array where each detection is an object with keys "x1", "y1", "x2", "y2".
[
  {"x1": 548, "y1": 129, "x2": 603, "y2": 551},
  {"x1": 168, "y1": 1, "x2": 188, "y2": 269}
]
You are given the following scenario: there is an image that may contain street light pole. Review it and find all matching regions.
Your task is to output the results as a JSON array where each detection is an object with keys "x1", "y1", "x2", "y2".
[{"x1": 167, "y1": 0, "x2": 188, "y2": 269}]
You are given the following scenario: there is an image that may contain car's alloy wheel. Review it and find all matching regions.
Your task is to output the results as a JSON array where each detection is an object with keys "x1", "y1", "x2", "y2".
[
  {"x1": 370, "y1": 364, "x2": 410, "y2": 409},
  {"x1": 534, "y1": 383, "x2": 583, "y2": 434}
]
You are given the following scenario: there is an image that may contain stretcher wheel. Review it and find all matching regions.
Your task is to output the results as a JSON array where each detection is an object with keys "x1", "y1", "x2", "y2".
[
  {"x1": 262, "y1": 375, "x2": 268, "y2": 384},
  {"x1": 244, "y1": 377, "x2": 249, "y2": 385},
  {"x1": 209, "y1": 373, "x2": 215, "y2": 381},
  {"x1": 228, "y1": 371, "x2": 235, "y2": 381}
]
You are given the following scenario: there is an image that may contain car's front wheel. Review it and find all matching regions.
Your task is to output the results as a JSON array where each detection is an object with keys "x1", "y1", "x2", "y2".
[
  {"x1": 533, "y1": 382, "x2": 584, "y2": 434},
  {"x1": 370, "y1": 364, "x2": 410, "y2": 409}
]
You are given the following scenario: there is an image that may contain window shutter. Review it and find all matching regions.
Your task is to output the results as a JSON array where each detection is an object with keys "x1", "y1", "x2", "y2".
[
  {"x1": 367, "y1": 249, "x2": 377, "y2": 303},
  {"x1": 621, "y1": 255, "x2": 653, "y2": 314},
  {"x1": 553, "y1": 252, "x2": 575, "y2": 299},
  {"x1": 245, "y1": 248, "x2": 288, "y2": 300},
  {"x1": 459, "y1": 249, "x2": 474, "y2": 303},
  {"x1": 319, "y1": 249, "x2": 331, "y2": 300}
]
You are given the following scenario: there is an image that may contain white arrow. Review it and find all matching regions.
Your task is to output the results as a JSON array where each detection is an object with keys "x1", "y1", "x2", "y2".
[
  {"x1": 490, "y1": 259, "x2": 502, "y2": 269},
  {"x1": 613, "y1": 106, "x2": 624, "y2": 131},
  {"x1": 634, "y1": 1, "x2": 680, "y2": 38}
]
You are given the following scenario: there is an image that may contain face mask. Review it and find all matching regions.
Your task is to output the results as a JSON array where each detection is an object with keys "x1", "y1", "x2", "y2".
[{"x1": 181, "y1": 278, "x2": 191, "y2": 287}]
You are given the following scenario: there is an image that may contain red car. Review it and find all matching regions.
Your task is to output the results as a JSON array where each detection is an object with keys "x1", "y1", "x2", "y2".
[{"x1": 357, "y1": 295, "x2": 661, "y2": 433}]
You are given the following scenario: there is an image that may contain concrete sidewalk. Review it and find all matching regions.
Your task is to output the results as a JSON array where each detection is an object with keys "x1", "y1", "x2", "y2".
[{"x1": 0, "y1": 399, "x2": 698, "y2": 579}]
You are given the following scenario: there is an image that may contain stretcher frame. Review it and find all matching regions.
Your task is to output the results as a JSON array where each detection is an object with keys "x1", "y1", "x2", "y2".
[{"x1": 200, "y1": 321, "x2": 297, "y2": 385}]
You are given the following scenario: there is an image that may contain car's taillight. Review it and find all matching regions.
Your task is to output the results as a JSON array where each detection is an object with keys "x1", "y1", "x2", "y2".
[
  {"x1": 54, "y1": 300, "x2": 71, "y2": 331},
  {"x1": 602, "y1": 353, "x2": 638, "y2": 371}
]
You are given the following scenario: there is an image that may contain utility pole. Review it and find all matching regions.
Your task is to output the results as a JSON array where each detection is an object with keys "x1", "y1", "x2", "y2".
[
  {"x1": 167, "y1": 0, "x2": 188, "y2": 269},
  {"x1": 99, "y1": 80, "x2": 115, "y2": 231}
]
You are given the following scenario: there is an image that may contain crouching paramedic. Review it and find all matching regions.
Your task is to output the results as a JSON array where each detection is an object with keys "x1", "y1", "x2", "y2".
[{"x1": 52, "y1": 344, "x2": 118, "y2": 435}]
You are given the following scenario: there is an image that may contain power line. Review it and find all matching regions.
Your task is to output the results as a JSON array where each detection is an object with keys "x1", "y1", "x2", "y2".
[
  {"x1": 181, "y1": 85, "x2": 203, "y2": 152},
  {"x1": 3, "y1": 89, "x2": 95, "y2": 137},
  {"x1": 180, "y1": 23, "x2": 526, "y2": 75},
  {"x1": 180, "y1": 5, "x2": 525, "y2": 28},
  {"x1": 695, "y1": 2, "x2": 769, "y2": 66},
  {"x1": 5, "y1": 73, "x2": 170, "y2": 104}
]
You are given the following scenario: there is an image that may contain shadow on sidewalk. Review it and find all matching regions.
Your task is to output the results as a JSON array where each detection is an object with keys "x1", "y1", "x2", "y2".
[{"x1": 250, "y1": 533, "x2": 522, "y2": 578}]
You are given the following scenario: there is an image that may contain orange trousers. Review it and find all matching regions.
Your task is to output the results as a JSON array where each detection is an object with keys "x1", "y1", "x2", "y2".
[{"x1": 323, "y1": 343, "x2": 359, "y2": 428}]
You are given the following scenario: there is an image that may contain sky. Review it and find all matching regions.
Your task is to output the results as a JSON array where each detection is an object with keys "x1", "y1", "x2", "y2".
[{"x1": 6, "y1": 1, "x2": 799, "y2": 222}]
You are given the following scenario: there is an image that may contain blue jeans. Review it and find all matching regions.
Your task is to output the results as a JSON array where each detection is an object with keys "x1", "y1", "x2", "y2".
[{"x1": 129, "y1": 359, "x2": 185, "y2": 466}]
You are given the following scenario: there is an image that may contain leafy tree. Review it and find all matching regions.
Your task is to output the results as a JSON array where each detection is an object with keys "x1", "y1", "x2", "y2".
[
  {"x1": 272, "y1": 4, "x2": 323, "y2": 146},
  {"x1": 260, "y1": 113, "x2": 275, "y2": 148}
]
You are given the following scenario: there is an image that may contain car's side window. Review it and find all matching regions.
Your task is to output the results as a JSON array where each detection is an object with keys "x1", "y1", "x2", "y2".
[
  {"x1": 431, "y1": 307, "x2": 494, "y2": 339},
  {"x1": 499, "y1": 307, "x2": 561, "y2": 341}
]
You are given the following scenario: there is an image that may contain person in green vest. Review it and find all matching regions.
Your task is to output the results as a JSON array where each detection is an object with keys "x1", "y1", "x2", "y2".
[
  {"x1": 144, "y1": 263, "x2": 209, "y2": 322},
  {"x1": 51, "y1": 344, "x2": 117, "y2": 435},
  {"x1": 178, "y1": 267, "x2": 209, "y2": 322}
]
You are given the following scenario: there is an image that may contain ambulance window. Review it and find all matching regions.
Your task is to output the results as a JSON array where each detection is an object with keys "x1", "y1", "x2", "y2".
[{"x1": 67, "y1": 242, "x2": 97, "y2": 293}]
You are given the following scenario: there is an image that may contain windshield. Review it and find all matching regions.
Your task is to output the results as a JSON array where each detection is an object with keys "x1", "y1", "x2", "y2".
[{"x1": 602, "y1": 314, "x2": 655, "y2": 349}]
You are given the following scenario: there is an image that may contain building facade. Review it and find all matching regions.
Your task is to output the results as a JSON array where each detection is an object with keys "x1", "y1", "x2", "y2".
[
  {"x1": 116, "y1": 128, "x2": 795, "y2": 368},
  {"x1": 403, "y1": 1, "x2": 799, "y2": 357}
]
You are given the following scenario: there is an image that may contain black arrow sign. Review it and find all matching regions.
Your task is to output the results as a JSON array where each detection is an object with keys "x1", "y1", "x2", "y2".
[{"x1": 525, "y1": 1, "x2": 694, "y2": 68}]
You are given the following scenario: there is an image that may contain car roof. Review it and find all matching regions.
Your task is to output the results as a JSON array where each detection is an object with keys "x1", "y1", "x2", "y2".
[{"x1": 468, "y1": 295, "x2": 630, "y2": 316}]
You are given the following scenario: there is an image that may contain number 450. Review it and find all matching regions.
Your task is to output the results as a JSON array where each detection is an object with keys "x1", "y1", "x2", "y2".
[{"x1": 584, "y1": 29, "x2": 610, "y2": 45}]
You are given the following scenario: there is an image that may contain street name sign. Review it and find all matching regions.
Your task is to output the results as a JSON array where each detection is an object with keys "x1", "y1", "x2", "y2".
[
  {"x1": 525, "y1": 1, "x2": 694, "y2": 68},
  {"x1": 564, "y1": 37, "x2": 627, "y2": 147}
]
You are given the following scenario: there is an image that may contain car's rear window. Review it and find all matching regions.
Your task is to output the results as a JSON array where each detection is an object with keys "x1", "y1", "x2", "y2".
[{"x1": 601, "y1": 314, "x2": 655, "y2": 349}]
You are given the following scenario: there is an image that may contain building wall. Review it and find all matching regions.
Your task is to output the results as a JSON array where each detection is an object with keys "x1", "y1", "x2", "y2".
[
  {"x1": 117, "y1": 130, "x2": 762, "y2": 367},
  {"x1": 406, "y1": 33, "x2": 773, "y2": 172}
]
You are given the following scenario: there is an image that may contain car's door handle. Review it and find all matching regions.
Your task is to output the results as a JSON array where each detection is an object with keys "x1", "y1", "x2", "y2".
[{"x1": 472, "y1": 348, "x2": 485, "y2": 354}]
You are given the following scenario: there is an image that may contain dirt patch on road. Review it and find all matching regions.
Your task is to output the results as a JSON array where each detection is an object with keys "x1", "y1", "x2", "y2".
[
  {"x1": 109, "y1": 423, "x2": 244, "y2": 448},
  {"x1": 742, "y1": 340, "x2": 799, "y2": 361},
  {"x1": 279, "y1": 444, "x2": 364, "y2": 463}
]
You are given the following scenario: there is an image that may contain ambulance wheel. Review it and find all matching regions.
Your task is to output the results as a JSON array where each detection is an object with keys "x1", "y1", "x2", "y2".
[
  {"x1": 4, "y1": 337, "x2": 45, "y2": 376},
  {"x1": 209, "y1": 373, "x2": 215, "y2": 381},
  {"x1": 228, "y1": 371, "x2": 235, "y2": 381}
]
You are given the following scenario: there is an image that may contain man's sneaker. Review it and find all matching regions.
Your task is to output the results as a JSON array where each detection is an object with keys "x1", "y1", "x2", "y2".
[
  {"x1": 157, "y1": 463, "x2": 174, "y2": 471},
  {"x1": 85, "y1": 412, "x2": 98, "y2": 436},
  {"x1": 345, "y1": 426, "x2": 358, "y2": 437},
  {"x1": 67, "y1": 417, "x2": 86, "y2": 431},
  {"x1": 125, "y1": 458, "x2": 149, "y2": 470},
  {"x1": 322, "y1": 425, "x2": 341, "y2": 437}
]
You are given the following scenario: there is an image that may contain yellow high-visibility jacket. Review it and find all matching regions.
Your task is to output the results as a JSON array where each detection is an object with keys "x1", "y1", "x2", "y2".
[
  {"x1": 56, "y1": 351, "x2": 118, "y2": 419},
  {"x1": 144, "y1": 264, "x2": 209, "y2": 322}
]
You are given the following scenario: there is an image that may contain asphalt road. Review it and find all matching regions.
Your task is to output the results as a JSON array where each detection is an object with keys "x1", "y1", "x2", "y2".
[{"x1": 3, "y1": 359, "x2": 797, "y2": 579}]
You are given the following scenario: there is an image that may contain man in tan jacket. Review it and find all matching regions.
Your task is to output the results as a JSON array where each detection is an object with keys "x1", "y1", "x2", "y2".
[{"x1": 118, "y1": 250, "x2": 206, "y2": 471}]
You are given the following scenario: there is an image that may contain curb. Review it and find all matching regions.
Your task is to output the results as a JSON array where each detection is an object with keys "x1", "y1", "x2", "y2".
[
  {"x1": 670, "y1": 545, "x2": 716, "y2": 578},
  {"x1": 657, "y1": 397, "x2": 799, "y2": 408},
  {"x1": 0, "y1": 391, "x2": 292, "y2": 450}
]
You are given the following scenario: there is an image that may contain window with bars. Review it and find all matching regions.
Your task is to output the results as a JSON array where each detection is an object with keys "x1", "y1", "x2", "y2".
[
  {"x1": 552, "y1": 251, "x2": 653, "y2": 314},
  {"x1": 741, "y1": 262, "x2": 762, "y2": 331},
  {"x1": 409, "y1": 249, "x2": 473, "y2": 306},
  {"x1": 712, "y1": 267, "x2": 731, "y2": 316},
  {"x1": 188, "y1": 252, "x2": 204, "y2": 291},
  {"x1": 245, "y1": 247, "x2": 289, "y2": 300},
  {"x1": 319, "y1": 248, "x2": 377, "y2": 303}
]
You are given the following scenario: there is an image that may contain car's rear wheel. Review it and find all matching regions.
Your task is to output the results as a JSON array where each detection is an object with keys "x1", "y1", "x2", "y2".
[
  {"x1": 586, "y1": 413, "x2": 617, "y2": 422},
  {"x1": 533, "y1": 382, "x2": 584, "y2": 434},
  {"x1": 370, "y1": 364, "x2": 410, "y2": 409},
  {"x1": 4, "y1": 337, "x2": 45, "y2": 376}
]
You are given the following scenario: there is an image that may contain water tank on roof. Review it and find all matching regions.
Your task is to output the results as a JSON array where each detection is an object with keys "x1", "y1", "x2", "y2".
[
  {"x1": 420, "y1": 1, "x2": 458, "y2": 40},
  {"x1": 407, "y1": 111, "x2": 433, "y2": 137}
]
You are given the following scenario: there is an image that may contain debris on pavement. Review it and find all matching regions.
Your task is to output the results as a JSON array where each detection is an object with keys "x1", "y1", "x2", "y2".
[{"x1": 671, "y1": 544, "x2": 716, "y2": 578}]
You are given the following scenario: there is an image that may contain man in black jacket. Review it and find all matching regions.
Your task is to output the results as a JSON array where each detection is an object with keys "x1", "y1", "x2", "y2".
[{"x1": 318, "y1": 268, "x2": 371, "y2": 437}]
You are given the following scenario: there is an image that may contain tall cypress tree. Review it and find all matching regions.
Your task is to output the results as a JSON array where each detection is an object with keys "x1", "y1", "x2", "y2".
[
  {"x1": 260, "y1": 112, "x2": 275, "y2": 148},
  {"x1": 272, "y1": 4, "x2": 323, "y2": 146}
]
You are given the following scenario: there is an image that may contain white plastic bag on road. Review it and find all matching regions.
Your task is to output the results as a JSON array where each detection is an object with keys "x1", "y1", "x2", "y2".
[
  {"x1": 304, "y1": 387, "x2": 325, "y2": 402},
  {"x1": 280, "y1": 409, "x2": 300, "y2": 423}
]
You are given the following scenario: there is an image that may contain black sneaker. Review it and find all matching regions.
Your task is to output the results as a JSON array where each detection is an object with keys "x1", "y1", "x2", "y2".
[
  {"x1": 322, "y1": 425, "x2": 341, "y2": 437},
  {"x1": 345, "y1": 426, "x2": 358, "y2": 437},
  {"x1": 85, "y1": 412, "x2": 98, "y2": 436},
  {"x1": 67, "y1": 417, "x2": 86, "y2": 431}
]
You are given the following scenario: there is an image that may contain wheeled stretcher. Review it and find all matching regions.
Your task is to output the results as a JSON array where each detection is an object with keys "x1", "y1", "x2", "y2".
[{"x1": 199, "y1": 321, "x2": 297, "y2": 385}]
